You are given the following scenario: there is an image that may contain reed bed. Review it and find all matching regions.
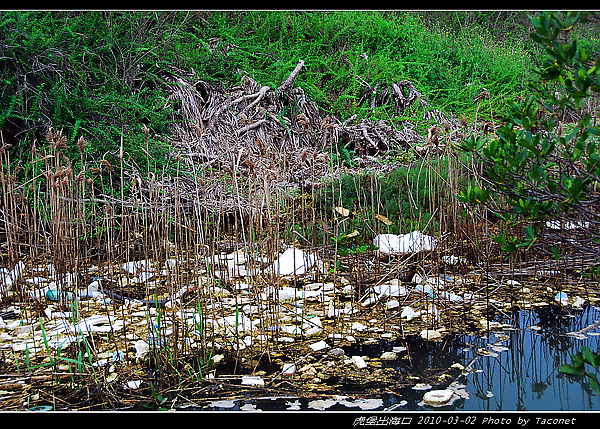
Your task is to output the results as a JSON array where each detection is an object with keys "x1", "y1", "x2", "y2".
[{"x1": 0, "y1": 67, "x2": 596, "y2": 411}]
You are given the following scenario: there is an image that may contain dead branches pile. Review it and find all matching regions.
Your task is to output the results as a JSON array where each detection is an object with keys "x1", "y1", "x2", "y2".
[{"x1": 159, "y1": 60, "x2": 456, "y2": 218}]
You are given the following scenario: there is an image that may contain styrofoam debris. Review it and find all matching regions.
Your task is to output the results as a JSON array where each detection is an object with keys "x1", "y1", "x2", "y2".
[
  {"x1": 370, "y1": 283, "x2": 408, "y2": 297},
  {"x1": 267, "y1": 246, "x2": 317, "y2": 275},
  {"x1": 75, "y1": 315, "x2": 125, "y2": 334},
  {"x1": 420, "y1": 329, "x2": 443, "y2": 341},
  {"x1": 337, "y1": 398, "x2": 384, "y2": 410},
  {"x1": 573, "y1": 296, "x2": 586, "y2": 309},
  {"x1": 412, "y1": 383, "x2": 432, "y2": 391},
  {"x1": 385, "y1": 299, "x2": 400, "y2": 310},
  {"x1": 422, "y1": 389, "x2": 458, "y2": 407},
  {"x1": 126, "y1": 380, "x2": 143, "y2": 390},
  {"x1": 266, "y1": 286, "x2": 321, "y2": 302},
  {"x1": 442, "y1": 255, "x2": 467, "y2": 265},
  {"x1": 133, "y1": 340, "x2": 150, "y2": 359},
  {"x1": 122, "y1": 260, "x2": 153, "y2": 274},
  {"x1": 380, "y1": 351, "x2": 397, "y2": 360},
  {"x1": 282, "y1": 363, "x2": 296, "y2": 375},
  {"x1": 217, "y1": 314, "x2": 254, "y2": 334},
  {"x1": 374, "y1": 231, "x2": 436, "y2": 257},
  {"x1": 309, "y1": 340, "x2": 329, "y2": 351},
  {"x1": 241, "y1": 375, "x2": 264, "y2": 386},
  {"x1": 0, "y1": 261, "x2": 25, "y2": 294},
  {"x1": 400, "y1": 306, "x2": 419, "y2": 321},
  {"x1": 351, "y1": 322, "x2": 368, "y2": 331},
  {"x1": 545, "y1": 220, "x2": 590, "y2": 230},
  {"x1": 351, "y1": 355, "x2": 368, "y2": 369}
]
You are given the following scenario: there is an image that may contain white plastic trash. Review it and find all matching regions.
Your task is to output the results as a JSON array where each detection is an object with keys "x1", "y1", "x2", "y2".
[
  {"x1": 374, "y1": 231, "x2": 436, "y2": 257},
  {"x1": 0, "y1": 261, "x2": 25, "y2": 293},
  {"x1": 420, "y1": 329, "x2": 443, "y2": 341},
  {"x1": 352, "y1": 355, "x2": 368, "y2": 369},
  {"x1": 400, "y1": 306, "x2": 419, "y2": 321},
  {"x1": 241, "y1": 375, "x2": 264, "y2": 386},
  {"x1": 555, "y1": 292, "x2": 569, "y2": 305},
  {"x1": 370, "y1": 283, "x2": 408, "y2": 297},
  {"x1": 309, "y1": 340, "x2": 329, "y2": 351},
  {"x1": 573, "y1": 296, "x2": 586, "y2": 309},
  {"x1": 422, "y1": 389, "x2": 458, "y2": 407},
  {"x1": 282, "y1": 363, "x2": 296, "y2": 376},
  {"x1": 268, "y1": 246, "x2": 316, "y2": 276}
]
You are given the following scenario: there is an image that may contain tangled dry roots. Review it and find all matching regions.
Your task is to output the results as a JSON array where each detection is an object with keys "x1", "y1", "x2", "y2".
[{"x1": 150, "y1": 60, "x2": 458, "y2": 217}]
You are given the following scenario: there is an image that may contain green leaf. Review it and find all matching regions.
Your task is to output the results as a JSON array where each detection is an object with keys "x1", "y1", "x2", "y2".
[
  {"x1": 581, "y1": 345, "x2": 596, "y2": 365},
  {"x1": 589, "y1": 376, "x2": 600, "y2": 394},
  {"x1": 558, "y1": 364, "x2": 583, "y2": 376}
]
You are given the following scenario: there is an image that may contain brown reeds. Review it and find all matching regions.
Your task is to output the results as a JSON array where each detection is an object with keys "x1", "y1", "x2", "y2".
[{"x1": 0, "y1": 67, "x2": 562, "y2": 410}]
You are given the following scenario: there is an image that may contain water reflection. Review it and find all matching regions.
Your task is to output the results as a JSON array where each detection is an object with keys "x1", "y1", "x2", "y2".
[
  {"x1": 197, "y1": 305, "x2": 600, "y2": 411},
  {"x1": 450, "y1": 305, "x2": 600, "y2": 411}
]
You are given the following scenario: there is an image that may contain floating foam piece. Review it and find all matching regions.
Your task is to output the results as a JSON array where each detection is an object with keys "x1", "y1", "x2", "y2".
[{"x1": 422, "y1": 389, "x2": 458, "y2": 407}]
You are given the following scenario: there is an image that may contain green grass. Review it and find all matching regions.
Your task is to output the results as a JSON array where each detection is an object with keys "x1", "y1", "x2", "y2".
[{"x1": 0, "y1": 11, "x2": 541, "y2": 183}]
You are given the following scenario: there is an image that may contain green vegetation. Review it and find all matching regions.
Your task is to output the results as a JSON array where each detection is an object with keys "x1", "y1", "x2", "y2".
[
  {"x1": 560, "y1": 345, "x2": 600, "y2": 394},
  {"x1": 457, "y1": 11, "x2": 600, "y2": 256},
  {"x1": 0, "y1": 11, "x2": 547, "y2": 181},
  {"x1": 316, "y1": 154, "x2": 476, "y2": 238}
]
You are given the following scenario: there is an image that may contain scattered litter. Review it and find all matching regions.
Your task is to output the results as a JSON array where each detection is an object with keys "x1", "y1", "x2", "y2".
[
  {"x1": 309, "y1": 340, "x2": 329, "y2": 351},
  {"x1": 282, "y1": 363, "x2": 296, "y2": 375},
  {"x1": 374, "y1": 231, "x2": 436, "y2": 257},
  {"x1": 338, "y1": 398, "x2": 383, "y2": 410},
  {"x1": 266, "y1": 286, "x2": 321, "y2": 302},
  {"x1": 45, "y1": 289, "x2": 75, "y2": 302},
  {"x1": 448, "y1": 381, "x2": 470, "y2": 399},
  {"x1": 286, "y1": 400, "x2": 302, "y2": 410},
  {"x1": 126, "y1": 380, "x2": 143, "y2": 390},
  {"x1": 545, "y1": 220, "x2": 590, "y2": 230},
  {"x1": 267, "y1": 246, "x2": 317, "y2": 276},
  {"x1": 573, "y1": 296, "x2": 586, "y2": 309},
  {"x1": 380, "y1": 351, "x2": 397, "y2": 360},
  {"x1": 412, "y1": 383, "x2": 432, "y2": 391},
  {"x1": 442, "y1": 255, "x2": 467, "y2": 265},
  {"x1": 489, "y1": 344, "x2": 510, "y2": 353},
  {"x1": 385, "y1": 299, "x2": 400, "y2": 310},
  {"x1": 329, "y1": 347, "x2": 345, "y2": 357},
  {"x1": 28, "y1": 406, "x2": 53, "y2": 411},
  {"x1": 400, "y1": 306, "x2": 419, "y2": 321},
  {"x1": 0, "y1": 261, "x2": 25, "y2": 294},
  {"x1": 241, "y1": 375, "x2": 264, "y2": 387},
  {"x1": 211, "y1": 354, "x2": 225, "y2": 365},
  {"x1": 122, "y1": 260, "x2": 152, "y2": 274},
  {"x1": 209, "y1": 400, "x2": 237, "y2": 409},
  {"x1": 133, "y1": 340, "x2": 150, "y2": 359},
  {"x1": 351, "y1": 322, "x2": 368, "y2": 332},
  {"x1": 370, "y1": 282, "x2": 408, "y2": 298},
  {"x1": 307, "y1": 399, "x2": 338, "y2": 410},
  {"x1": 351, "y1": 355, "x2": 368, "y2": 369},
  {"x1": 555, "y1": 292, "x2": 569, "y2": 305},
  {"x1": 422, "y1": 389, "x2": 459, "y2": 407},
  {"x1": 240, "y1": 403, "x2": 257, "y2": 411},
  {"x1": 420, "y1": 329, "x2": 443, "y2": 341}
]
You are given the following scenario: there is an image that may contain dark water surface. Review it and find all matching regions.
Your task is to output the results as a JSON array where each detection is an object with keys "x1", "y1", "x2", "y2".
[{"x1": 193, "y1": 305, "x2": 600, "y2": 411}]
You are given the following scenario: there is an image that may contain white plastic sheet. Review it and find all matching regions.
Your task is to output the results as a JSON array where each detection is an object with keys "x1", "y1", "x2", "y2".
[{"x1": 374, "y1": 231, "x2": 436, "y2": 257}]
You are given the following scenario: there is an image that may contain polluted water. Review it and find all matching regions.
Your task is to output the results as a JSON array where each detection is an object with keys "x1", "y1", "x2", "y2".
[{"x1": 188, "y1": 305, "x2": 600, "y2": 411}]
